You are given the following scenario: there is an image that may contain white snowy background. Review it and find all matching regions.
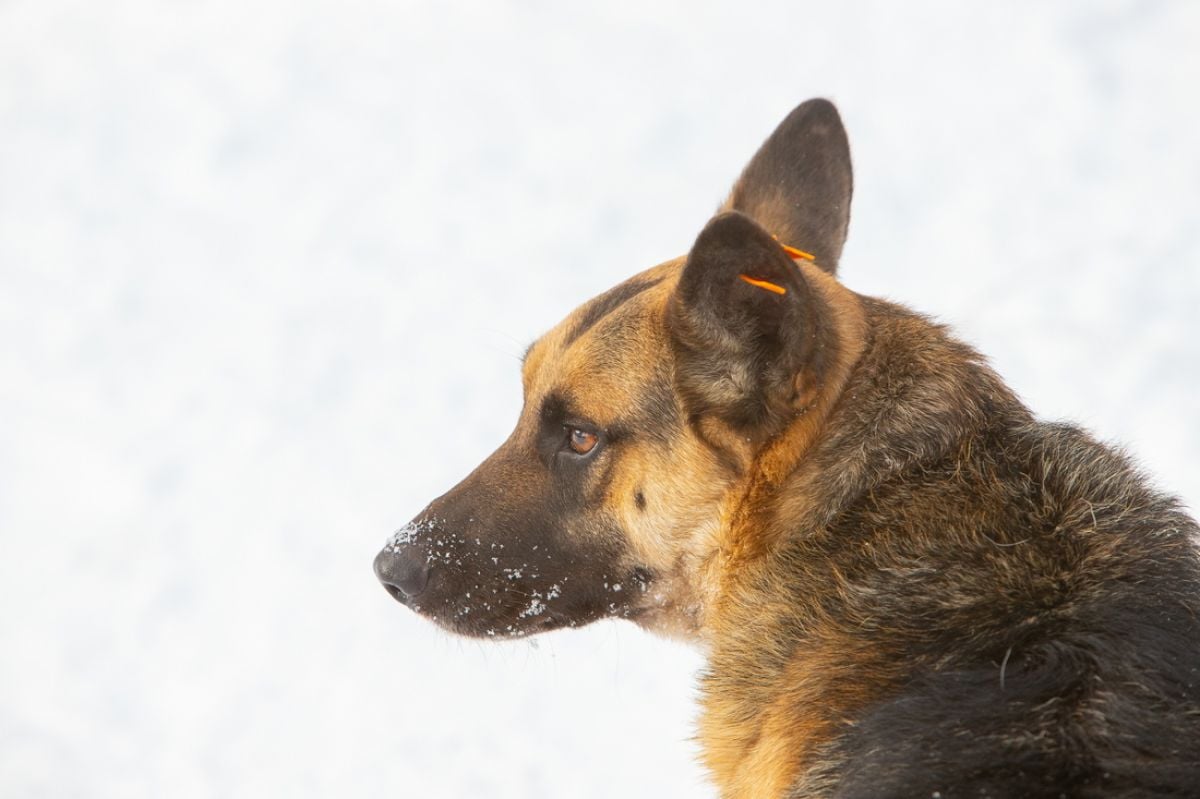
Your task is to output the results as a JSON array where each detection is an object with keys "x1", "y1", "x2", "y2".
[{"x1": 2, "y1": 1, "x2": 1198, "y2": 797}]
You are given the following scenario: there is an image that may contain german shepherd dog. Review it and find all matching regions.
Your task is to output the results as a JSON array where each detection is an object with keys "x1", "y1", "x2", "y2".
[{"x1": 374, "y1": 99, "x2": 1200, "y2": 797}]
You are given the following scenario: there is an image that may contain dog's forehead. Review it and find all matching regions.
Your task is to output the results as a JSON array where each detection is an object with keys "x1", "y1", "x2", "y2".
[{"x1": 521, "y1": 259, "x2": 681, "y2": 411}]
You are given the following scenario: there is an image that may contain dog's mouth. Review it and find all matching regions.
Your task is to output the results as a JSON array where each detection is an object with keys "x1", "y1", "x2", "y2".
[
  {"x1": 400, "y1": 579, "x2": 593, "y2": 639},
  {"x1": 418, "y1": 583, "x2": 656, "y2": 640},
  {"x1": 448, "y1": 600, "x2": 578, "y2": 639}
]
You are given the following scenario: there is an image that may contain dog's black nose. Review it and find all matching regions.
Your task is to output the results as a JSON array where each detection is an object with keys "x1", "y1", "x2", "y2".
[{"x1": 374, "y1": 548, "x2": 431, "y2": 603}]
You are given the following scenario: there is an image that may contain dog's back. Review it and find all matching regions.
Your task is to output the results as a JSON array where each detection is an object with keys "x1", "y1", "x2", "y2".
[{"x1": 713, "y1": 298, "x2": 1200, "y2": 797}]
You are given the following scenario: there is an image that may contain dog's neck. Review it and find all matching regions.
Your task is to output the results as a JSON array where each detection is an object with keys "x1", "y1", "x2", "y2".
[
  {"x1": 695, "y1": 294, "x2": 1031, "y2": 798},
  {"x1": 718, "y1": 262, "x2": 869, "y2": 570}
]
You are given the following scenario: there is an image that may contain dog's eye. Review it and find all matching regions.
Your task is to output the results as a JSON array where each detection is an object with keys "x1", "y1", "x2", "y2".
[{"x1": 566, "y1": 427, "x2": 599, "y2": 456}]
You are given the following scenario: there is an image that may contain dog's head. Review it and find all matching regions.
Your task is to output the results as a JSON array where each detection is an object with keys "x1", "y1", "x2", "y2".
[{"x1": 375, "y1": 99, "x2": 859, "y2": 640}]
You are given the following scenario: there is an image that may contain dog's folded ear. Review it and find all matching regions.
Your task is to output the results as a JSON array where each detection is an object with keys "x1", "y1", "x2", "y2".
[
  {"x1": 669, "y1": 211, "x2": 835, "y2": 430},
  {"x1": 722, "y1": 98, "x2": 852, "y2": 275}
]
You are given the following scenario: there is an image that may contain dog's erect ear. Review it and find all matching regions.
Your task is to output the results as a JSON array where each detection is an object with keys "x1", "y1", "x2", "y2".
[
  {"x1": 722, "y1": 98, "x2": 852, "y2": 275},
  {"x1": 669, "y1": 211, "x2": 835, "y2": 430}
]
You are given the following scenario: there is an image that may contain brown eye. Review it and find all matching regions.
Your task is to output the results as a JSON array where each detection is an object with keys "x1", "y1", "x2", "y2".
[{"x1": 567, "y1": 428, "x2": 599, "y2": 455}]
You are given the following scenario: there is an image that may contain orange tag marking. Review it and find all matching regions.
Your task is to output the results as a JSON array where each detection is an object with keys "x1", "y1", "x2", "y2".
[
  {"x1": 772, "y1": 234, "x2": 816, "y2": 261},
  {"x1": 736, "y1": 236, "x2": 814, "y2": 295},
  {"x1": 780, "y1": 242, "x2": 815, "y2": 261},
  {"x1": 739, "y1": 274, "x2": 787, "y2": 295}
]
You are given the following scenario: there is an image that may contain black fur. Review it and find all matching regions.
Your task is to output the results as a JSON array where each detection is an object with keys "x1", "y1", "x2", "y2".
[{"x1": 789, "y1": 305, "x2": 1200, "y2": 797}]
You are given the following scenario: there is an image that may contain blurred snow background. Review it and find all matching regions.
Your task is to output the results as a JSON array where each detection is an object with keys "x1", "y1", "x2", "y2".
[{"x1": 1, "y1": 1, "x2": 1197, "y2": 796}]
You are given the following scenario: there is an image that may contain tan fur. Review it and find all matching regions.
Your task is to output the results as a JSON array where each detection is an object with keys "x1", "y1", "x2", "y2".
[
  {"x1": 519, "y1": 263, "x2": 725, "y2": 638},
  {"x1": 524, "y1": 254, "x2": 873, "y2": 794},
  {"x1": 517, "y1": 253, "x2": 869, "y2": 655},
  {"x1": 720, "y1": 262, "x2": 867, "y2": 567},
  {"x1": 691, "y1": 266, "x2": 871, "y2": 797}
]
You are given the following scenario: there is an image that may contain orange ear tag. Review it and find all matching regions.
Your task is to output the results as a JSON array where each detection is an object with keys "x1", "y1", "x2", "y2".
[
  {"x1": 779, "y1": 243, "x2": 815, "y2": 261},
  {"x1": 738, "y1": 274, "x2": 787, "y2": 295},
  {"x1": 772, "y1": 233, "x2": 820, "y2": 261},
  {"x1": 736, "y1": 237, "x2": 814, "y2": 295}
]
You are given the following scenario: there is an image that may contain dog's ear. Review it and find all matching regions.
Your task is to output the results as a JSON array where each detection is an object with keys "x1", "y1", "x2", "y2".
[
  {"x1": 722, "y1": 98, "x2": 852, "y2": 275},
  {"x1": 669, "y1": 211, "x2": 835, "y2": 430}
]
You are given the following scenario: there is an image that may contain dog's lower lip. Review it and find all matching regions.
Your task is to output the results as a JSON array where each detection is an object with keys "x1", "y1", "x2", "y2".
[{"x1": 445, "y1": 605, "x2": 567, "y2": 637}]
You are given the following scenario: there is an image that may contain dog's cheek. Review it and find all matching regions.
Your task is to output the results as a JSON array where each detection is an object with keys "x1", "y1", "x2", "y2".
[{"x1": 605, "y1": 438, "x2": 740, "y2": 632}]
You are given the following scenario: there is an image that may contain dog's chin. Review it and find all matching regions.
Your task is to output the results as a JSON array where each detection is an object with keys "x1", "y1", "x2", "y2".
[
  {"x1": 418, "y1": 604, "x2": 582, "y2": 640},
  {"x1": 394, "y1": 574, "x2": 665, "y2": 639},
  {"x1": 627, "y1": 604, "x2": 705, "y2": 644}
]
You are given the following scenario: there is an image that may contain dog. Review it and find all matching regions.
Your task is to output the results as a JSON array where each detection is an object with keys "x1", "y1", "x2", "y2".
[{"x1": 374, "y1": 99, "x2": 1200, "y2": 797}]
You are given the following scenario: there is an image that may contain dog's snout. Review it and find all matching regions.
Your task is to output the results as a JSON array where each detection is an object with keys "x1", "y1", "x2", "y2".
[{"x1": 374, "y1": 548, "x2": 431, "y2": 603}]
